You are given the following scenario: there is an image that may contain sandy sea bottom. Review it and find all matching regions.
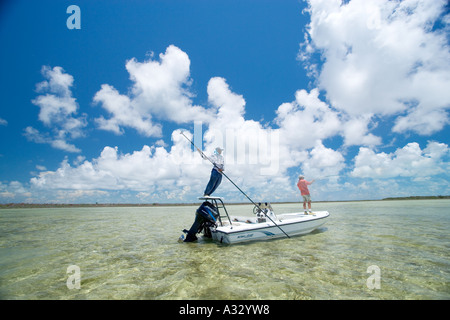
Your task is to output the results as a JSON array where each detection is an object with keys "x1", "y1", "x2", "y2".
[{"x1": 0, "y1": 200, "x2": 449, "y2": 299}]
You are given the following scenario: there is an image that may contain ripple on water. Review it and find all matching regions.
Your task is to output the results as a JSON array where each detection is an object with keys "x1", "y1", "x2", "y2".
[{"x1": 0, "y1": 200, "x2": 449, "y2": 299}]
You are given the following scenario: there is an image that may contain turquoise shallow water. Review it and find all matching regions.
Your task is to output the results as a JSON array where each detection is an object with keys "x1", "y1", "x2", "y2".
[{"x1": 0, "y1": 200, "x2": 449, "y2": 299}]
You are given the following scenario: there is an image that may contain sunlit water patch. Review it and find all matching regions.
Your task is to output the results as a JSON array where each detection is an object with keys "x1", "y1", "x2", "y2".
[{"x1": 0, "y1": 200, "x2": 448, "y2": 299}]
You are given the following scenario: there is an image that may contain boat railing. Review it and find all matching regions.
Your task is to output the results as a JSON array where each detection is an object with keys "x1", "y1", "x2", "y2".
[{"x1": 198, "y1": 196, "x2": 233, "y2": 228}]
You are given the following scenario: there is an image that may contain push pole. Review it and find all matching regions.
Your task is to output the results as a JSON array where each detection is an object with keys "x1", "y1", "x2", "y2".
[{"x1": 180, "y1": 131, "x2": 290, "y2": 239}]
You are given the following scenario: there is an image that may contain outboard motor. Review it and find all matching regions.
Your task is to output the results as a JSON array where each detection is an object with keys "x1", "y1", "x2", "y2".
[{"x1": 183, "y1": 201, "x2": 219, "y2": 242}]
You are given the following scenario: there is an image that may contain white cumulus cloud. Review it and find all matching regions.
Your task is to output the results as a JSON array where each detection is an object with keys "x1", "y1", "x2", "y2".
[
  {"x1": 275, "y1": 88, "x2": 381, "y2": 147},
  {"x1": 30, "y1": 130, "x2": 208, "y2": 200},
  {"x1": 94, "y1": 45, "x2": 215, "y2": 137},
  {"x1": 25, "y1": 32, "x2": 450, "y2": 203},
  {"x1": 301, "y1": 0, "x2": 450, "y2": 135},
  {"x1": 27, "y1": 66, "x2": 87, "y2": 153},
  {"x1": 351, "y1": 141, "x2": 449, "y2": 179},
  {"x1": 275, "y1": 88, "x2": 341, "y2": 149}
]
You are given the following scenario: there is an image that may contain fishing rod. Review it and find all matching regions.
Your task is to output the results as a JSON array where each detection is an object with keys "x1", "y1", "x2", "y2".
[
  {"x1": 180, "y1": 131, "x2": 290, "y2": 239},
  {"x1": 317, "y1": 175, "x2": 339, "y2": 180}
]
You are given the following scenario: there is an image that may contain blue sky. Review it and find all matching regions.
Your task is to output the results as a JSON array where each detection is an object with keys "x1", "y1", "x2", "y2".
[{"x1": 0, "y1": 0, "x2": 449, "y2": 204}]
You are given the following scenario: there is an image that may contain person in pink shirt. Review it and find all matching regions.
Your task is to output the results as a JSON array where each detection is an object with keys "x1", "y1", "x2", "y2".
[{"x1": 297, "y1": 175, "x2": 315, "y2": 214}]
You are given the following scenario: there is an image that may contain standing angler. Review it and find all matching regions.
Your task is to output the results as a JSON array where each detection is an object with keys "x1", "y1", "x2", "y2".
[{"x1": 297, "y1": 175, "x2": 315, "y2": 214}]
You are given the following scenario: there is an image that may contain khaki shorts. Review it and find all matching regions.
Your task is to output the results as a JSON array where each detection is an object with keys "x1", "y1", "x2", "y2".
[{"x1": 302, "y1": 195, "x2": 311, "y2": 202}]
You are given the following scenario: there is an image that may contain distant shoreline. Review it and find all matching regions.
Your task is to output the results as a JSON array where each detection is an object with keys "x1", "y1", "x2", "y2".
[{"x1": 1, "y1": 195, "x2": 448, "y2": 209}]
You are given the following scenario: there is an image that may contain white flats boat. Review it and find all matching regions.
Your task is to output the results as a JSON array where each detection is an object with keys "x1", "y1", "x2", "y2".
[{"x1": 182, "y1": 196, "x2": 329, "y2": 244}]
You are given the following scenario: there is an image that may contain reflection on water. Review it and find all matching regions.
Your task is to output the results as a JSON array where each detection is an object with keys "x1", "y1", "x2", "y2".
[{"x1": 0, "y1": 200, "x2": 449, "y2": 299}]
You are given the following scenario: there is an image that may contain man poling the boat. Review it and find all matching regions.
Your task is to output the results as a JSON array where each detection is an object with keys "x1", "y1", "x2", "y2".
[
  {"x1": 180, "y1": 131, "x2": 290, "y2": 239},
  {"x1": 200, "y1": 146, "x2": 224, "y2": 197}
]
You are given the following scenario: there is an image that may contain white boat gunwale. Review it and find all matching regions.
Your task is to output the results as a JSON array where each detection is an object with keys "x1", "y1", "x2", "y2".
[{"x1": 214, "y1": 212, "x2": 329, "y2": 235}]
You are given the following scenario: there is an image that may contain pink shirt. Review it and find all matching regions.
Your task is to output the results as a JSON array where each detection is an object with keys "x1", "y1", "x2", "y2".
[{"x1": 297, "y1": 180, "x2": 312, "y2": 196}]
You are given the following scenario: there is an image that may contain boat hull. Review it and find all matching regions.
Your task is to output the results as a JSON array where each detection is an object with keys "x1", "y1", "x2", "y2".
[{"x1": 210, "y1": 211, "x2": 329, "y2": 244}]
